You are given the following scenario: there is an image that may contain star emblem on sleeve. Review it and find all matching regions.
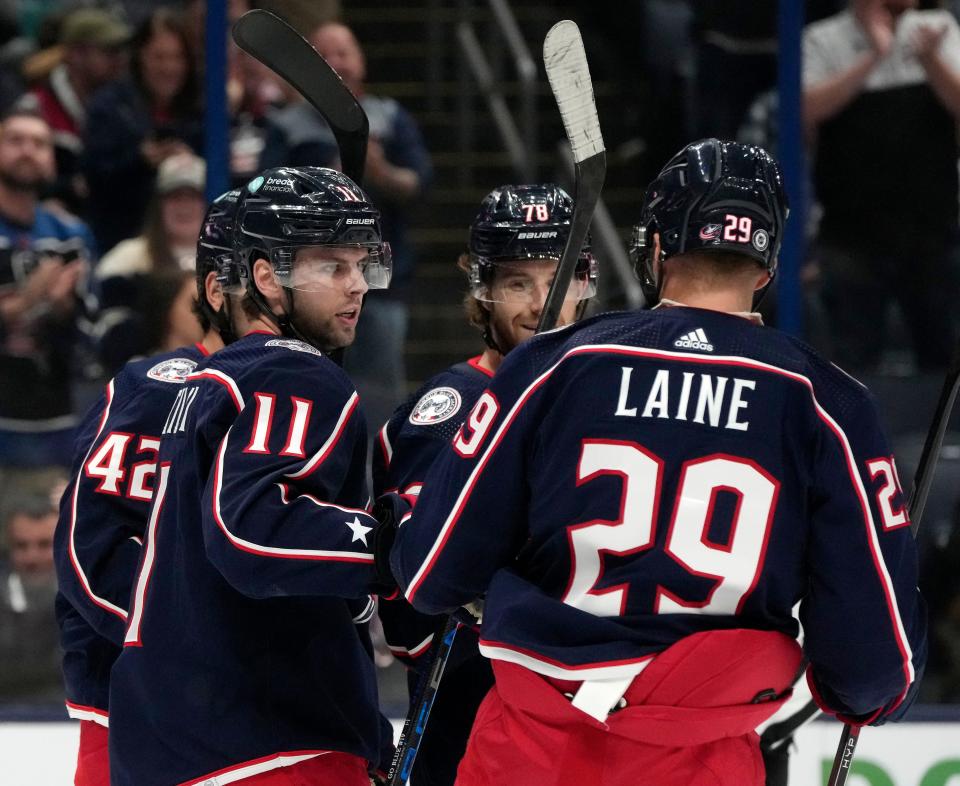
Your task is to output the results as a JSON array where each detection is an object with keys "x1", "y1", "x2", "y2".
[{"x1": 345, "y1": 515, "x2": 373, "y2": 546}]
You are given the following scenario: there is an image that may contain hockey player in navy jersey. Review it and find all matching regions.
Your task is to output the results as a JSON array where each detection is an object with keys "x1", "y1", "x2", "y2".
[
  {"x1": 388, "y1": 140, "x2": 927, "y2": 786},
  {"x1": 108, "y1": 167, "x2": 397, "y2": 786},
  {"x1": 373, "y1": 184, "x2": 597, "y2": 786},
  {"x1": 52, "y1": 189, "x2": 238, "y2": 786}
]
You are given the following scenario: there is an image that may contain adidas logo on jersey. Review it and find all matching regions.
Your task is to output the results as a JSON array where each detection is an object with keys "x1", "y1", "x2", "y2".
[{"x1": 674, "y1": 328, "x2": 713, "y2": 352}]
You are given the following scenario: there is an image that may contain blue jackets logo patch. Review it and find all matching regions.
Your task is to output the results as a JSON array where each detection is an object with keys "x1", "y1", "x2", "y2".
[
  {"x1": 410, "y1": 387, "x2": 462, "y2": 425},
  {"x1": 146, "y1": 357, "x2": 198, "y2": 383},
  {"x1": 265, "y1": 339, "x2": 323, "y2": 357}
]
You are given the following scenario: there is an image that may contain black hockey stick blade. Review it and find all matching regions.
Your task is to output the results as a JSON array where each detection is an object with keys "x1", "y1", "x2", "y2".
[
  {"x1": 231, "y1": 9, "x2": 369, "y2": 183},
  {"x1": 907, "y1": 345, "x2": 960, "y2": 532},
  {"x1": 538, "y1": 20, "x2": 605, "y2": 333},
  {"x1": 387, "y1": 616, "x2": 458, "y2": 786}
]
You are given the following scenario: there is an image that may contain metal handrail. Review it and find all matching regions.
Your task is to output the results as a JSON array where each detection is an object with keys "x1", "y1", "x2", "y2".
[
  {"x1": 457, "y1": 22, "x2": 534, "y2": 181},
  {"x1": 456, "y1": 1, "x2": 643, "y2": 308},
  {"x1": 488, "y1": 0, "x2": 537, "y2": 167}
]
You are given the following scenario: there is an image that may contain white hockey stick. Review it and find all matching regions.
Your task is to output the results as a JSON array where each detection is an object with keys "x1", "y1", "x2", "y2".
[
  {"x1": 387, "y1": 22, "x2": 606, "y2": 786},
  {"x1": 538, "y1": 20, "x2": 606, "y2": 332}
]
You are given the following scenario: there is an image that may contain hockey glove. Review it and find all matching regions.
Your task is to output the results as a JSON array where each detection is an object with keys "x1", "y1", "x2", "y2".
[{"x1": 370, "y1": 492, "x2": 411, "y2": 598}]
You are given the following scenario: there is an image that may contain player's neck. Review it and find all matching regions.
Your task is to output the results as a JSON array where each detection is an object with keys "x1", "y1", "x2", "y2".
[
  {"x1": 199, "y1": 331, "x2": 225, "y2": 355},
  {"x1": 476, "y1": 348, "x2": 501, "y2": 374},
  {"x1": 233, "y1": 310, "x2": 280, "y2": 339},
  {"x1": 659, "y1": 284, "x2": 754, "y2": 315}
]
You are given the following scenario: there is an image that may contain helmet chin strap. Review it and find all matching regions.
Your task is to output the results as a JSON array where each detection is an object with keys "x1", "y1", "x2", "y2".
[
  {"x1": 751, "y1": 269, "x2": 776, "y2": 311},
  {"x1": 246, "y1": 281, "x2": 311, "y2": 345},
  {"x1": 479, "y1": 299, "x2": 506, "y2": 355},
  {"x1": 197, "y1": 286, "x2": 238, "y2": 346},
  {"x1": 212, "y1": 295, "x2": 238, "y2": 346},
  {"x1": 247, "y1": 278, "x2": 346, "y2": 360},
  {"x1": 214, "y1": 306, "x2": 238, "y2": 345},
  {"x1": 481, "y1": 324, "x2": 504, "y2": 355},
  {"x1": 274, "y1": 286, "x2": 316, "y2": 346}
]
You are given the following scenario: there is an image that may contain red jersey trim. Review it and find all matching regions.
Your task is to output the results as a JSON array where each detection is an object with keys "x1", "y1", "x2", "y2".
[
  {"x1": 284, "y1": 392, "x2": 359, "y2": 480},
  {"x1": 178, "y1": 749, "x2": 329, "y2": 786},
  {"x1": 189, "y1": 369, "x2": 244, "y2": 413},
  {"x1": 65, "y1": 700, "x2": 109, "y2": 728},
  {"x1": 467, "y1": 355, "x2": 495, "y2": 378},
  {"x1": 378, "y1": 422, "x2": 393, "y2": 468},
  {"x1": 805, "y1": 666, "x2": 883, "y2": 726},
  {"x1": 210, "y1": 431, "x2": 374, "y2": 563},
  {"x1": 387, "y1": 633, "x2": 434, "y2": 659},
  {"x1": 479, "y1": 637, "x2": 655, "y2": 681},
  {"x1": 67, "y1": 378, "x2": 129, "y2": 621}
]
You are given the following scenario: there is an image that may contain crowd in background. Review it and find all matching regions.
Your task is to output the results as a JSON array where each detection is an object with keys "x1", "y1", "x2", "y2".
[{"x1": 0, "y1": 0, "x2": 958, "y2": 713}]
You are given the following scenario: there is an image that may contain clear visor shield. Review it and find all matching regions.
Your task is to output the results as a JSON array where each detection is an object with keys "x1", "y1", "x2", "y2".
[
  {"x1": 470, "y1": 256, "x2": 598, "y2": 304},
  {"x1": 275, "y1": 244, "x2": 392, "y2": 292}
]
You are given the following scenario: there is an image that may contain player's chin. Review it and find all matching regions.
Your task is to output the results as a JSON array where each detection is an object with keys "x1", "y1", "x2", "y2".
[{"x1": 327, "y1": 323, "x2": 358, "y2": 350}]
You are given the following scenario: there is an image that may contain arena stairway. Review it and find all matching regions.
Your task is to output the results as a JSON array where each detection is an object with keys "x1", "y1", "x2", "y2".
[{"x1": 341, "y1": 0, "x2": 646, "y2": 388}]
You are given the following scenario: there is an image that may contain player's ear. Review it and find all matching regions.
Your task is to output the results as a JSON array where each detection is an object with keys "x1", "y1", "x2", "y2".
[
  {"x1": 204, "y1": 270, "x2": 224, "y2": 311},
  {"x1": 252, "y1": 257, "x2": 282, "y2": 300},
  {"x1": 753, "y1": 269, "x2": 772, "y2": 292},
  {"x1": 650, "y1": 231, "x2": 664, "y2": 281}
]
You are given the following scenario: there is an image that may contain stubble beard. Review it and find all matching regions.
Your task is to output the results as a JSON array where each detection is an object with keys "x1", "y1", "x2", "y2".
[
  {"x1": 0, "y1": 163, "x2": 46, "y2": 193},
  {"x1": 294, "y1": 310, "x2": 357, "y2": 353}
]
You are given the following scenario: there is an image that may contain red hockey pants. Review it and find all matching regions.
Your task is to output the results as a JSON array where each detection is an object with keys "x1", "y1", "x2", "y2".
[
  {"x1": 455, "y1": 629, "x2": 802, "y2": 786},
  {"x1": 233, "y1": 751, "x2": 369, "y2": 785},
  {"x1": 74, "y1": 720, "x2": 109, "y2": 786}
]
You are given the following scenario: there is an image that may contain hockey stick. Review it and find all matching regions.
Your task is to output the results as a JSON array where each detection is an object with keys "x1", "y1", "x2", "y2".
[
  {"x1": 761, "y1": 348, "x2": 960, "y2": 785},
  {"x1": 387, "y1": 615, "x2": 458, "y2": 786},
  {"x1": 537, "y1": 20, "x2": 606, "y2": 332},
  {"x1": 386, "y1": 21, "x2": 606, "y2": 786},
  {"x1": 231, "y1": 9, "x2": 369, "y2": 183},
  {"x1": 824, "y1": 350, "x2": 960, "y2": 786}
]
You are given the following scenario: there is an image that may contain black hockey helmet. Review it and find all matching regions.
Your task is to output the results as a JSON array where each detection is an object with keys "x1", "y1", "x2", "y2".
[
  {"x1": 466, "y1": 183, "x2": 597, "y2": 303},
  {"x1": 234, "y1": 166, "x2": 391, "y2": 294},
  {"x1": 196, "y1": 188, "x2": 241, "y2": 342},
  {"x1": 629, "y1": 138, "x2": 788, "y2": 304},
  {"x1": 199, "y1": 188, "x2": 240, "y2": 289}
]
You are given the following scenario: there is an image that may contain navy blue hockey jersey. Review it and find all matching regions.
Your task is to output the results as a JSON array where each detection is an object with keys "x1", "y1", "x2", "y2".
[
  {"x1": 392, "y1": 306, "x2": 927, "y2": 724},
  {"x1": 53, "y1": 344, "x2": 208, "y2": 724},
  {"x1": 373, "y1": 356, "x2": 492, "y2": 665},
  {"x1": 108, "y1": 332, "x2": 386, "y2": 786}
]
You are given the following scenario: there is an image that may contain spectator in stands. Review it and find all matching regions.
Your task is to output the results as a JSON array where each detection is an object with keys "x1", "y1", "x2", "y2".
[
  {"x1": 143, "y1": 268, "x2": 204, "y2": 353},
  {"x1": 0, "y1": 107, "x2": 95, "y2": 477},
  {"x1": 25, "y1": 7, "x2": 131, "y2": 217},
  {"x1": 0, "y1": 490, "x2": 64, "y2": 701},
  {"x1": 82, "y1": 8, "x2": 201, "y2": 253},
  {"x1": 691, "y1": 2, "x2": 779, "y2": 141},
  {"x1": 182, "y1": 0, "x2": 283, "y2": 184},
  {"x1": 263, "y1": 21, "x2": 432, "y2": 429},
  {"x1": 0, "y1": 4, "x2": 31, "y2": 116},
  {"x1": 803, "y1": 0, "x2": 960, "y2": 372},
  {"x1": 94, "y1": 152, "x2": 205, "y2": 372}
]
